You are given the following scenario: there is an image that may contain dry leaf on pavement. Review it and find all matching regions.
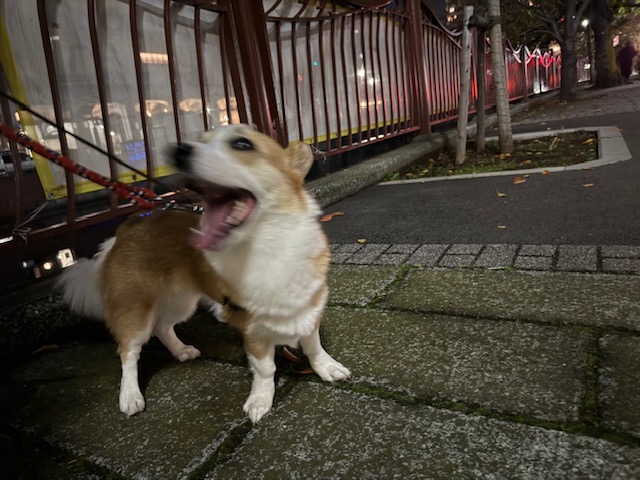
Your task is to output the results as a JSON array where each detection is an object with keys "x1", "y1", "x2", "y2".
[
  {"x1": 496, "y1": 191, "x2": 507, "y2": 198},
  {"x1": 541, "y1": 170, "x2": 550, "y2": 175},
  {"x1": 513, "y1": 177, "x2": 527, "y2": 185},
  {"x1": 320, "y1": 211, "x2": 345, "y2": 222},
  {"x1": 582, "y1": 183, "x2": 594, "y2": 188},
  {"x1": 357, "y1": 238, "x2": 367, "y2": 244}
]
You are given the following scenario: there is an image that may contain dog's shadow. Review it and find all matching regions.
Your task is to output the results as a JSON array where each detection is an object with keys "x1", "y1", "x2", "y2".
[{"x1": 137, "y1": 311, "x2": 247, "y2": 394}]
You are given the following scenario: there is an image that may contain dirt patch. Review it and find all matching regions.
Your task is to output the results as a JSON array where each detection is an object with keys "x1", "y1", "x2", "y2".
[{"x1": 385, "y1": 130, "x2": 598, "y2": 181}]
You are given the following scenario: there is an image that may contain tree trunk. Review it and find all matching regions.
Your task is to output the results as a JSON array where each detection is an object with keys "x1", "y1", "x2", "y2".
[
  {"x1": 591, "y1": 0, "x2": 620, "y2": 88},
  {"x1": 557, "y1": 5, "x2": 581, "y2": 102},
  {"x1": 559, "y1": 33, "x2": 578, "y2": 101},
  {"x1": 455, "y1": 6, "x2": 474, "y2": 165},
  {"x1": 488, "y1": 0, "x2": 512, "y2": 153}
]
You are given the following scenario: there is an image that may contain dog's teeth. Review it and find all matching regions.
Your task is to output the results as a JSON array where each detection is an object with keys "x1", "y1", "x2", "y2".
[
  {"x1": 190, "y1": 227, "x2": 206, "y2": 236},
  {"x1": 230, "y1": 200, "x2": 248, "y2": 221},
  {"x1": 225, "y1": 215, "x2": 241, "y2": 226}
]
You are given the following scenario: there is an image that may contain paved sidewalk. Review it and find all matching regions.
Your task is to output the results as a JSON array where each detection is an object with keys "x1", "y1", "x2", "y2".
[
  {"x1": 2, "y1": 83, "x2": 640, "y2": 478},
  {"x1": 1, "y1": 263, "x2": 640, "y2": 478}
]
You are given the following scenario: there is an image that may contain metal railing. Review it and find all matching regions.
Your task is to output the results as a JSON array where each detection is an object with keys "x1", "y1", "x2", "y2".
[{"x1": 0, "y1": 0, "x2": 586, "y2": 290}]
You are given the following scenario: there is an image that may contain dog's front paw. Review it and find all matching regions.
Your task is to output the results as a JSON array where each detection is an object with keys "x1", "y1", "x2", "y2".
[
  {"x1": 311, "y1": 354, "x2": 351, "y2": 382},
  {"x1": 174, "y1": 345, "x2": 201, "y2": 362},
  {"x1": 243, "y1": 393, "x2": 274, "y2": 423},
  {"x1": 119, "y1": 389, "x2": 145, "y2": 416}
]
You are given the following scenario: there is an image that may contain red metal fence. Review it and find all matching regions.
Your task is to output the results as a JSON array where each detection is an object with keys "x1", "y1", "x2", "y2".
[{"x1": 0, "y1": 0, "x2": 585, "y2": 290}]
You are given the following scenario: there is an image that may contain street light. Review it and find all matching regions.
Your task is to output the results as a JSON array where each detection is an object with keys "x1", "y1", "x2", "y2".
[{"x1": 581, "y1": 18, "x2": 595, "y2": 82}]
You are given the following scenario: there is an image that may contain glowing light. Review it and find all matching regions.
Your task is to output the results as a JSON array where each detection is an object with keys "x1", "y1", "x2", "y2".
[{"x1": 140, "y1": 52, "x2": 168, "y2": 64}]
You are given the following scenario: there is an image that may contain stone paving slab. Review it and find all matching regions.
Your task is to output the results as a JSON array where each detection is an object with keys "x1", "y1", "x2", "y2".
[
  {"x1": 321, "y1": 306, "x2": 589, "y2": 422},
  {"x1": 599, "y1": 335, "x2": 640, "y2": 438},
  {"x1": 345, "y1": 243, "x2": 391, "y2": 264},
  {"x1": 557, "y1": 245, "x2": 598, "y2": 272},
  {"x1": 327, "y1": 264, "x2": 402, "y2": 306},
  {"x1": 0, "y1": 344, "x2": 251, "y2": 479},
  {"x1": 407, "y1": 244, "x2": 449, "y2": 266},
  {"x1": 210, "y1": 382, "x2": 640, "y2": 479},
  {"x1": 383, "y1": 269, "x2": 640, "y2": 330},
  {"x1": 475, "y1": 243, "x2": 518, "y2": 268}
]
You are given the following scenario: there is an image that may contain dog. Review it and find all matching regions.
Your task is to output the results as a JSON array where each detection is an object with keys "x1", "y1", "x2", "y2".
[{"x1": 58, "y1": 124, "x2": 350, "y2": 423}]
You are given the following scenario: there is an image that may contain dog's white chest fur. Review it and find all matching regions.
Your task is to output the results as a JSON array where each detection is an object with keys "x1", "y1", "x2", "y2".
[{"x1": 208, "y1": 212, "x2": 325, "y2": 320}]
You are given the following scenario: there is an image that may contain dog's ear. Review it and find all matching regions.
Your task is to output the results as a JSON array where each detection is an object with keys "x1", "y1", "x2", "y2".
[{"x1": 285, "y1": 142, "x2": 313, "y2": 181}]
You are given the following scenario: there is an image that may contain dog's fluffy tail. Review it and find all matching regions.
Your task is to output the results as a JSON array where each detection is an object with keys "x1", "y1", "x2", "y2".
[{"x1": 57, "y1": 238, "x2": 115, "y2": 321}]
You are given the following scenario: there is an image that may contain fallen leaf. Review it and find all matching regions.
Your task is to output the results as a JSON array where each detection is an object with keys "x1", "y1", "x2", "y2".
[
  {"x1": 539, "y1": 122, "x2": 547, "y2": 125},
  {"x1": 582, "y1": 138, "x2": 595, "y2": 144},
  {"x1": 523, "y1": 174, "x2": 530, "y2": 178},
  {"x1": 521, "y1": 160, "x2": 532, "y2": 166},
  {"x1": 496, "y1": 191, "x2": 507, "y2": 198},
  {"x1": 31, "y1": 344, "x2": 59, "y2": 356},
  {"x1": 498, "y1": 225, "x2": 507, "y2": 229},
  {"x1": 320, "y1": 211, "x2": 345, "y2": 222},
  {"x1": 541, "y1": 170, "x2": 550, "y2": 175},
  {"x1": 357, "y1": 238, "x2": 367, "y2": 244},
  {"x1": 282, "y1": 346, "x2": 301, "y2": 362},
  {"x1": 513, "y1": 177, "x2": 527, "y2": 184},
  {"x1": 582, "y1": 183, "x2": 594, "y2": 188}
]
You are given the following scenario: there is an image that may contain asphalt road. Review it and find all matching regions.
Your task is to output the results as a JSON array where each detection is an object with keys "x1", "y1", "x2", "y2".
[{"x1": 321, "y1": 112, "x2": 640, "y2": 246}]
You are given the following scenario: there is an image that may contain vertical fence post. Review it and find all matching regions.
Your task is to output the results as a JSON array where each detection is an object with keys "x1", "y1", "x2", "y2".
[
  {"x1": 521, "y1": 41, "x2": 528, "y2": 98},
  {"x1": 229, "y1": 0, "x2": 283, "y2": 144},
  {"x1": 405, "y1": 0, "x2": 430, "y2": 134}
]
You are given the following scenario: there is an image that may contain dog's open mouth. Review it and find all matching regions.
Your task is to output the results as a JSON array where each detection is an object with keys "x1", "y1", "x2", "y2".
[{"x1": 187, "y1": 182, "x2": 256, "y2": 250}]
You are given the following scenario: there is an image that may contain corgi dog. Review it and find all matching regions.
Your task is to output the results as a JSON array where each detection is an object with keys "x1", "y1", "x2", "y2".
[{"x1": 58, "y1": 124, "x2": 350, "y2": 423}]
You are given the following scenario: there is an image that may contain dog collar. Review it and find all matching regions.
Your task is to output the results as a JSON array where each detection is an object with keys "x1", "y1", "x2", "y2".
[{"x1": 161, "y1": 201, "x2": 204, "y2": 214}]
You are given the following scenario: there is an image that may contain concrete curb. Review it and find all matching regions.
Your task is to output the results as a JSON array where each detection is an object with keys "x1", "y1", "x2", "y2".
[{"x1": 306, "y1": 95, "x2": 551, "y2": 207}]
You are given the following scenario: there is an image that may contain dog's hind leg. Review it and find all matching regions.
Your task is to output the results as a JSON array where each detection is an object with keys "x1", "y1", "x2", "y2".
[
  {"x1": 153, "y1": 293, "x2": 201, "y2": 362},
  {"x1": 108, "y1": 303, "x2": 155, "y2": 416}
]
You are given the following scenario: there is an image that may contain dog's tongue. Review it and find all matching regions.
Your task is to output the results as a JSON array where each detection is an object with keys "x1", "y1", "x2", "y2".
[{"x1": 189, "y1": 201, "x2": 234, "y2": 250}]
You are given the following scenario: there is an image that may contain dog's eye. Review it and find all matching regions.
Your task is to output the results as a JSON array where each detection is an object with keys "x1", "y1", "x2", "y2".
[{"x1": 230, "y1": 137, "x2": 254, "y2": 151}]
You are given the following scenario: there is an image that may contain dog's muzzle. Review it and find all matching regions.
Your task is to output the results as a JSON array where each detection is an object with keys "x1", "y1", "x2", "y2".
[{"x1": 168, "y1": 142, "x2": 193, "y2": 172}]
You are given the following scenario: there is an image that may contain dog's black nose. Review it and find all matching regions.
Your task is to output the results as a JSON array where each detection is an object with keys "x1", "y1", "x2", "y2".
[{"x1": 170, "y1": 142, "x2": 193, "y2": 172}]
